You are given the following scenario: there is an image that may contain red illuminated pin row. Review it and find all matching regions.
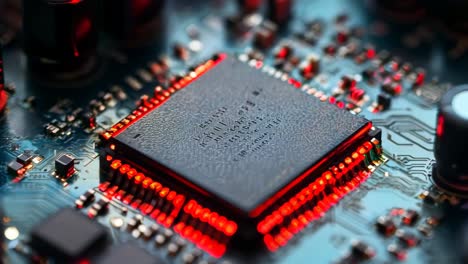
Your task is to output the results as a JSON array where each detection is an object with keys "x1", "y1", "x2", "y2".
[
  {"x1": 257, "y1": 141, "x2": 376, "y2": 236},
  {"x1": 182, "y1": 200, "x2": 238, "y2": 237},
  {"x1": 101, "y1": 54, "x2": 227, "y2": 141},
  {"x1": 100, "y1": 155, "x2": 236, "y2": 258},
  {"x1": 263, "y1": 170, "x2": 371, "y2": 252},
  {"x1": 174, "y1": 222, "x2": 227, "y2": 258},
  {"x1": 100, "y1": 157, "x2": 185, "y2": 228}
]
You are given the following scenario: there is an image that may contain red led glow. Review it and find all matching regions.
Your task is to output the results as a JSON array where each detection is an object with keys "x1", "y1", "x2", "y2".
[
  {"x1": 436, "y1": 114, "x2": 444, "y2": 137},
  {"x1": 101, "y1": 157, "x2": 235, "y2": 257},
  {"x1": 257, "y1": 140, "x2": 378, "y2": 250},
  {"x1": 181, "y1": 199, "x2": 237, "y2": 236},
  {"x1": 250, "y1": 122, "x2": 373, "y2": 218}
]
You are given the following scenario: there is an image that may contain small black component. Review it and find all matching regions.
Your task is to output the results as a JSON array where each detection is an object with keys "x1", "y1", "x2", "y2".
[
  {"x1": 377, "y1": 93, "x2": 392, "y2": 110},
  {"x1": 387, "y1": 244, "x2": 407, "y2": 261},
  {"x1": 376, "y1": 216, "x2": 397, "y2": 236},
  {"x1": 267, "y1": 0, "x2": 293, "y2": 25},
  {"x1": 16, "y1": 152, "x2": 34, "y2": 165},
  {"x1": 97, "y1": 243, "x2": 158, "y2": 264},
  {"x1": 402, "y1": 209, "x2": 419, "y2": 226},
  {"x1": 90, "y1": 198, "x2": 110, "y2": 216},
  {"x1": 173, "y1": 43, "x2": 190, "y2": 61},
  {"x1": 433, "y1": 85, "x2": 468, "y2": 193},
  {"x1": 396, "y1": 230, "x2": 420, "y2": 247},
  {"x1": 127, "y1": 215, "x2": 143, "y2": 231},
  {"x1": 351, "y1": 241, "x2": 375, "y2": 260},
  {"x1": 7, "y1": 160, "x2": 23, "y2": 176},
  {"x1": 381, "y1": 80, "x2": 402, "y2": 96},
  {"x1": 30, "y1": 208, "x2": 108, "y2": 261},
  {"x1": 340, "y1": 75, "x2": 356, "y2": 90},
  {"x1": 254, "y1": 24, "x2": 277, "y2": 49},
  {"x1": 81, "y1": 111, "x2": 97, "y2": 129},
  {"x1": 55, "y1": 153, "x2": 75, "y2": 178},
  {"x1": 362, "y1": 67, "x2": 376, "y2": 80},
  {"x1": 75, "y1": 189, "x2": 96, "y2": 208}
]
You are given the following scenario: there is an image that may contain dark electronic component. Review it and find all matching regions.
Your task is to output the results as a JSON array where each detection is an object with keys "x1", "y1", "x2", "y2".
[
  {"x1": 401, "y1": 209, "x2": 419, "y2": 226},
  {"x1": 254, "y1": 23, "x2": 277, "y2": 49},
  {"x1": 30, "y1": 208, "x2": 108, "y2": 261},
  {"x1": 103, "y1": 0, "x2": 166, "y2": 48},
  {"x1": 238, "y1": 0, "x2": 262, "y2": 14},
  {"x1": 340, "y1": 75, "x2": 357, "y2": 90},
  {"x1": 173, "y1": 43, "x2": 190, "y2": 61},
  {"x1": 96, "y1": 243, "x2": 158, "y2": 264},
  {"x1": 377, "y1": 93, "x2": 392, "y2": 110},
  {"x1": 351, "y1": 241, "x2": 376, "y2": 260},
  {"x1": 75, "y1": 189, "x2": 96, "y2": 208},
  {"x1": 0, "y1": 45, "x2": 7, "y2": 114},
  {"x1": 300, "y1": 54, "x2": 320, "y2": 79},
  {"x1": 376, "y1": 216, "x2": 397, "y2": 236},
  {"x1": 89, "y1": 198, "x2": 110, "y2": 218},
  {"x1": 396, "y1": 230, "x2": 420, "y2": 247},
  {"x1": 382, "y1": 80, "x2": 402, "y2": 96},
  {"x1": 267, "y1": 0, "x2": 293, "y2": 25},
  {"x1": 81, "y1": 111, "x2": 97, "y2": 129},
  {"x1": 7, "y1": 160, "x2": 24, "y2": 176},
  {"x1": 369, "y1": 0, "x2": 426, "y2": 23},
  {"x1": 99, "y1": 54, "x2": 382, "y2": 248},
  {"x1": 55, "y1": 153, "x2": 75, "y2": 178},
  {"x1": 387, "y1": 244, "x2": 407, "y2": 261},
  {"x1": 127, "y1": 215, "x2": 144, "y2": 230},
  {"x1": 433, "y1": 85, "x2": 468, "y2": 193},
  {"x1": 16, "y1": 153, "x2": 34, "y2": 165},
  {"x1": 23, "y1": 0, "x2": 99, "y2": 81}
]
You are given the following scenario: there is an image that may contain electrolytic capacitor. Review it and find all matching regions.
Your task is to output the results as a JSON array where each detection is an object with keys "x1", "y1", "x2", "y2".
[
  {"x1": 433, "y1": 85, "x2": 468, "y2": 193},
  {"x1": 267, "y1": 0, "x2": 293, "y2": 25},
  {"x1": 0, "y1": 45, "x2": 8, "y2": 113},
  {"x1": 23, "y1": 0, "x2": 99, "y2": 81},
  {"x1": 103, "y1": 0, "x2": 167, "y2": 48}
]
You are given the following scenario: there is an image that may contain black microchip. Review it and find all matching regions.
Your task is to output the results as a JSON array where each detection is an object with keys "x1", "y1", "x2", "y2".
[
  {"x1": 30, "y1": 208, "x2": 108, "y2": 260},
  {"x1": 112, "y1": 55, "x2": 370, "y2": 216},
  {"x1": 96, "y1": 243, "x2": 159, "y2": 264}
]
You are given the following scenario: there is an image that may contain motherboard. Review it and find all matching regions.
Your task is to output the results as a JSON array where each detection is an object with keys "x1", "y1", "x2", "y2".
[{"x1": 1, "y1": 0, "x2": 468, "y2": 263}]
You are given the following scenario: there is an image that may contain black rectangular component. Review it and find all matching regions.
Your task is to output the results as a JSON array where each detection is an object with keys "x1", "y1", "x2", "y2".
[
  {"x1": 30, "y1": 208, "x2": 108, "y2": 260},
  {"x1": 96, "y1": 244, "x2": 158, "y2": 264},
  {"x1": 108, "y1": 55, "x2": 371, "y2": 216}
]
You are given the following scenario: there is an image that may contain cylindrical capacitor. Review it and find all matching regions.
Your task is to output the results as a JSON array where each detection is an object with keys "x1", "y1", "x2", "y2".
[
  {"x1": 103, "y1": 0, "x2": 166, "y2": 48},
  {"x1": 267, "y1": 0, "x2": 293, "y2": 25},
  {"x1": 367, "y1": 0, "x2": 426, "y2": 23},
  {"x1": 238, "y1": 0, "x2": 263, "y2": 14},
  {"x1": 427, "y1": 0, "x2": 468, "y2": 37},
  {"x1": 0, "y1": 45, "x2": 8, "y2": 113},
  {"x1": 23, "y1": 0, "x2": 99, "y2": 81},
  {"x1": 433, "y1": 85, "x2": 468, "y2": 193}
]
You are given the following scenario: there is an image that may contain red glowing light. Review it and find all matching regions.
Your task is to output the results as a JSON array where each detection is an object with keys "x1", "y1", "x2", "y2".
[{"x1": 436, "y1": 115, "x2": 444, "y2": 137}]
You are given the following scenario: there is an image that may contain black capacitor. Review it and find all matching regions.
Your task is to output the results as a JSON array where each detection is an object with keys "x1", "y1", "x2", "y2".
[
  {"x1": 267, "y1": 0, "x2": 293, "y2": 25},
  {"x1": 103, "y1": 0, "x2": 166, "y2": 48},
  {"x1": 368, "y1": 0, "x2": 426, "y2": 23},
  {"x1": 0, "y1": 45, "x2": 7, "y2": 113},
  {"x1": 23, "y1": 0, "x2": 99, "y2": 81},
  {"x1": 238, "y1": 0, "x2": 262, "y2": 14},
  {"x1": 427, "y1": 0, "x2": 468, "y2": 37},
  {"x1": 433, "y1": 85, "x2": 468, "y2": 193}
]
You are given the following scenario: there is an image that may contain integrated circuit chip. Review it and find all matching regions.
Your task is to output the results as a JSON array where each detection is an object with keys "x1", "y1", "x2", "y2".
[
  {"x1": 30, "y1": 208, "x2": 108, "y2": 260},
  {"x1": 99, "y1": 54, "x2": 382, "y2": 251},
  {"x1": 96, "y1": 243, "x2": 158, "y2": 264}
]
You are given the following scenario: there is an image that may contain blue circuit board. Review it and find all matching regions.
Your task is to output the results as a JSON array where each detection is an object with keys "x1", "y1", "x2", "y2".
[{"x1": 1, "y1": 0, "x2": 467, "y2": 263}]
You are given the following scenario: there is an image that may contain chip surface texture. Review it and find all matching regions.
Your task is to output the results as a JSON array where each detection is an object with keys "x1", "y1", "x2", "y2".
[{"x1": 114, "y1": 56, "x2": 370, "y2": 214}]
